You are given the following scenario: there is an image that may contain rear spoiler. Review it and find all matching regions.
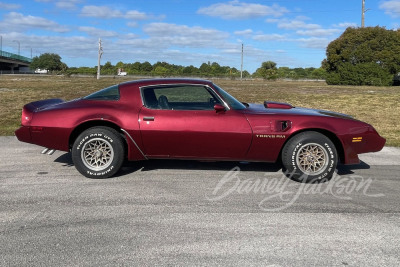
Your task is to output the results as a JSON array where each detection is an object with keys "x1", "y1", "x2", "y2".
[{"x1": 24, "y1": 98, "x2": 64, "y2": 112}]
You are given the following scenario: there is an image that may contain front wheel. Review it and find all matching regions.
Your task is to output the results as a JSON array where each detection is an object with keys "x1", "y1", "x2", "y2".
[
  {"x1": 281, "y1": 131, "x2": 338, "y2": 183},
  {"x1": 72, "y1": 127, "x2": 125, "y2": 178}
]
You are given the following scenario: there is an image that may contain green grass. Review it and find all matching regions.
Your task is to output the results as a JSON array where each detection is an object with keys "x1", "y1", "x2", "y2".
[{"x1": 1, "y1": 75, "x2": 399, "y2": 146}]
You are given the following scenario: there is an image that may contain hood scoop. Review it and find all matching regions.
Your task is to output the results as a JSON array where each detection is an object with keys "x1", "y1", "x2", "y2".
[{"x1": 264, "y1": 101, "x2": 294, "y2": 109}]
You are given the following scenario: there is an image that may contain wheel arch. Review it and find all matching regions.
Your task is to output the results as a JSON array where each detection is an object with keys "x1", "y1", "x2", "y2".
[
  {"x1": 69, "y1": 120, "x2": 126, "y2": 151},
  {"x1": 280, "y1": 128, "x2": 345, "y2": 164}
]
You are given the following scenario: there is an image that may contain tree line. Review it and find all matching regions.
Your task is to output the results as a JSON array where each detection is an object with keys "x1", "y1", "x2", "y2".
[
  {"x1": 30, "y1": 26, "x2": 400, "y2": 85},
  {"x1": 31, "y1": 55, "x2": 327, "y2": 80}
]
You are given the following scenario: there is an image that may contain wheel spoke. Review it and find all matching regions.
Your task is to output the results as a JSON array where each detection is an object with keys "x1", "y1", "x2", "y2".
[
  {"x1": 296, "y1": 143, "x2": 328, "y2": 175},
  {"x1": 81, "y1": 138, "x2": 114, "y2": 171}
]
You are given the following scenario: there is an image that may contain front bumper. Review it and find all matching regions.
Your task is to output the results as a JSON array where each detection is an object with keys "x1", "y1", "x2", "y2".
[{"x1": 342, "y1": 128, "x2": 386, "y2": 165}]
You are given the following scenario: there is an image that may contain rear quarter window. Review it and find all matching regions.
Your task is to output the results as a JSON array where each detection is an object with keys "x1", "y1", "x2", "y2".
[{"x1": 83, "y1": 85, "x2": 120, "y2": 100}]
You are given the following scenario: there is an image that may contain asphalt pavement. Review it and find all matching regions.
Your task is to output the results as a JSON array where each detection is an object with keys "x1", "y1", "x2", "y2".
[{"x1": 1, "y1": 136, "x2": 399, "y2": 266}]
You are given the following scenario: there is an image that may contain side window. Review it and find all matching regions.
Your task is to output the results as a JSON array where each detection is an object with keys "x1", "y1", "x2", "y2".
[
  {"x1": 83, "y1": 85, "x2": 120, "y2": 101},
  {"x1": 142, "y1": 85, "x2": 221, "y2": 110}
]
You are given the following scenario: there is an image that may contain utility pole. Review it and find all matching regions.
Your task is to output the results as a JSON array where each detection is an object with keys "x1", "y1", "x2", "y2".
[
  {"x1": 361, "y1": 0, "x2": 365, "y2": 27},
  {"x1": 97, "y1": 38, "x2": 103, "y2": 80},
  {"x1": 361, "y1": 0, "x2": 370, "y2": 27},
  {"x1": 240, "y1": 43, "x2": 243, "y2": 80}
]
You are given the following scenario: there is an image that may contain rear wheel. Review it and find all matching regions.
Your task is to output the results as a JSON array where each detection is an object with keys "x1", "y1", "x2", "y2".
[
  {"x1": 72, "y1": 127, "x2": 125, "y2": 178},
  {"x1": 281, "y1": 131, "x2": 338, "y2": 183}
]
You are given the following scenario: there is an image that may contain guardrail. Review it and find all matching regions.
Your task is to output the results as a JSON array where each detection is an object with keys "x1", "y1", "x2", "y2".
[{"x1": 0, "y1": 50, "x2": 32, "y2": 63}]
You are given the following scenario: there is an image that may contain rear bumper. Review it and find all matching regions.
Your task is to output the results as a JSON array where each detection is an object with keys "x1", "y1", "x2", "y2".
[
  {"x1": 15, "y1": 125, "x2": 70, "y2": 152},
  {"x1": 15, "y1": 126, "x2": 31, "y2": 143}
]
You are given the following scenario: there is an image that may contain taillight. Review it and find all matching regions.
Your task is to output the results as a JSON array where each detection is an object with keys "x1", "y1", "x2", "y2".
[{"x1": 21, "y1": 107, "x2": 33, "y2": 126}]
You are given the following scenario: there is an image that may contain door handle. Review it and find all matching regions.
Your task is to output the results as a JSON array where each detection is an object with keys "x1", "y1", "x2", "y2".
[{"x1": 143, "y1": 116, "x2": 155, "y2": 121}]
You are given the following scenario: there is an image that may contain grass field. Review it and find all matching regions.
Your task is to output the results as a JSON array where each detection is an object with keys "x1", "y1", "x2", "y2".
[{"x1": 1, "y1": 75, "x2": 399, "y2": 146}]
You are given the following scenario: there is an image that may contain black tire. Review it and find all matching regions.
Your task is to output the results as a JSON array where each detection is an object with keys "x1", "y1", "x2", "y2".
[
  {"x1": 72, "y1": 127, "x2": 125, "y2": 178},
  {"x1": 281, "y1": 131, "x2": 338, "y2": 183}
]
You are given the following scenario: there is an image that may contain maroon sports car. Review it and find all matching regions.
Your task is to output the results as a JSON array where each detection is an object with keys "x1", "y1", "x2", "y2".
[{"x1": 15, "y1": 79, "x2": 385, "y2": 182}]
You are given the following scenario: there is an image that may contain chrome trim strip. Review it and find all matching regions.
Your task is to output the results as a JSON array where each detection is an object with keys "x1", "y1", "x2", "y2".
[
  {"x1": 204, "y1": 85, "x2": 231, "y2": 111},
  {"x1": 120, "y1": 128, "x2": 148, "y2": 160}
]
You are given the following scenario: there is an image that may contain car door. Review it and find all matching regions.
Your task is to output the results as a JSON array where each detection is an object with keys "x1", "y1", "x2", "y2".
[{"x1": 138, "y1": 84, "x2": 252, "y2": 160}]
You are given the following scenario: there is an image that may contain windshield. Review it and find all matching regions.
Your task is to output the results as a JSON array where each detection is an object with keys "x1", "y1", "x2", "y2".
[
  {"x1": 83, "y1": 84, "x2": 120, "y2": 100},
  {"x1": 213, "y1": 84, "x2": 246, "y2": 110}
]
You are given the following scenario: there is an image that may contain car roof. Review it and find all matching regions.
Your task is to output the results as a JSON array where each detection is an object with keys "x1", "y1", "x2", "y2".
[{"x1": 119, "y1": 78, "x2": 214, "y2": 88}]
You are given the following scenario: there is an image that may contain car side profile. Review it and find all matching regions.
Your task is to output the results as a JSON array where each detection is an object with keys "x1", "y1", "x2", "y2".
[{"x1": 15, "y1": 79, "x2": 386, "y2": 182}]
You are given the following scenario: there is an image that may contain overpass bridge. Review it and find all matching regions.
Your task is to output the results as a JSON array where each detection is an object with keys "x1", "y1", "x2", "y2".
[{"x1": 0, "y1": 50, "x2": 32, "y2": 74}]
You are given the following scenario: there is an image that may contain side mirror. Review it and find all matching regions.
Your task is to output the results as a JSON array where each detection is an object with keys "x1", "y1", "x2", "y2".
[{"x1": 214, "y1": 104, "x2": 226, "y2": 113}]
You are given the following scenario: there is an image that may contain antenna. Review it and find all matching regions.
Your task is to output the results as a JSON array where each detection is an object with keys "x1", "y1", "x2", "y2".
[{"x1": 97, "y1": 38, "x2": 103, "y2": 80}]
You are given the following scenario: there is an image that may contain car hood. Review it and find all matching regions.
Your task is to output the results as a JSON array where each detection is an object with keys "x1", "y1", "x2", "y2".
[{"x1": 244, "y1": 102, "x2": 355, "y2": 120}]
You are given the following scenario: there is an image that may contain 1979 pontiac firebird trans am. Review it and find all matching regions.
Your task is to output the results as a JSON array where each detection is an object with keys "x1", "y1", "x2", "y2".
[{"x1": 15, "y1": 79, "x2": 386, "y2": 182}]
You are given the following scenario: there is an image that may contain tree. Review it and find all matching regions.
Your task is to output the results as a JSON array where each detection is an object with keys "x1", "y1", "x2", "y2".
[
  {"x1": 141, "y1": 61, "x2": 153, "y2": 73},
  {"x1": 261, "y1": 61, "x2": 277, "y2": 70},
  {"x1": 325, "y1": 62, "x2": 393, "y2": 86},
  {"x1": 153, "y1": 66, "x2": 168, "y2": 77},
  {"x1": 30, "y1": 53, "x2": 67, "y2": 72},
  {"x1": 182, "y1": 65, "x2": 198, "y2": 75},
  {"x1": 254, "y1": 61, "x2": 278, "y2": 80},
  {"x1": 115, "y1": 61, "x2": 125, "y2": 69},
  {"x1": 324, "y1": 26, "x2": 400, "y2": 86},
  {"x1": 101, "y1": 61, "x2": 116, "y2": 75},
  {"x1": 311, "y1": 68, "x2": 327, "y2": 80},
  {"x1": 199, "y1": 63, "x2": 211, "y2": 76}
]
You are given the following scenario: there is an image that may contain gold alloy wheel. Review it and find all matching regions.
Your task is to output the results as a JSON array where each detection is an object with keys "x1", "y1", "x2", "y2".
[
  {"x1": 81, "y1": 138, "x2": 114, "y2": 171},
  {"x1": 296, "y1": 143, "x2": 329, "y2": 175}
]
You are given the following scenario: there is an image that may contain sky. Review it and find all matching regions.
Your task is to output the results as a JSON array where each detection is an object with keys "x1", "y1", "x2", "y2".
[{"x1": 0, "y1": 0, "x2": 399, "y2": 73}]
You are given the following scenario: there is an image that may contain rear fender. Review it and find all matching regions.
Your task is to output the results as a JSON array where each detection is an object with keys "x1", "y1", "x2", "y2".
[{"x1": 121, "y1": 129, "x2": 147, "y2": 161}]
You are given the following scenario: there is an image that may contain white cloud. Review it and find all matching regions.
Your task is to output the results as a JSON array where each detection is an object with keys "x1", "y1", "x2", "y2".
[
  {"x1": 266, "y1": 18, "x2": 279, "y2": 23},
  {"x1": 125, "y1": 10, "x2": 148, "y2": 20},
  {"x1": 0, "y1": 12, "x2": 69, "y2": 33},
  {"x1": 333, "y1": 22, "x2": 358, "y2": 28},
  {"x1": 80, "y1": 5, "x2": 149, "y2": 20},
  {"x1": 197, "y1": 0, "x2": 288, "y2": 19},
  {"x1": 56, "y1": 0, "x2": 81, "y2": 10},
  {"x1": 234, "y1": 29, "x2": 253, "y2": 36},
  {"x1": 379, "y1": 1, "x2": 400, "y2": 17},
  {"x1": 274, "y1": 19, "x2": 321, "y2": 30},
  {"x1": 81, "y1": 5, "x2": 123, "y2": 18},
  {"x1": 111, "y1": 22, "x2": 232, "y2": 57},
  {"x1": 296, "y1": 37, "x2": 330, "y2": 49},
  {"x1": 266, "y1": 16, "x2": 342, "y2": 38},
  {"x1": 142, "y1": 23, "x2": 229, "y2": 48},
  {"x1": 253, "y1": 33, "x2": 286, "y2": 41},
  {"x1": 0, "y1": 2, "x2": 21, "y2": 9},
  {"x1": 78, "y1": 26, "x2": 118, "y2": 37},
  {"x1": 296, "y1": 28, "x2": 341, "y2": 37},
  {"x1": 127, "y1": 21, "x2": 139, "y2": 28},
  {"x1": 1, "y1": 32, "x2": 96, "y2": 59}
]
